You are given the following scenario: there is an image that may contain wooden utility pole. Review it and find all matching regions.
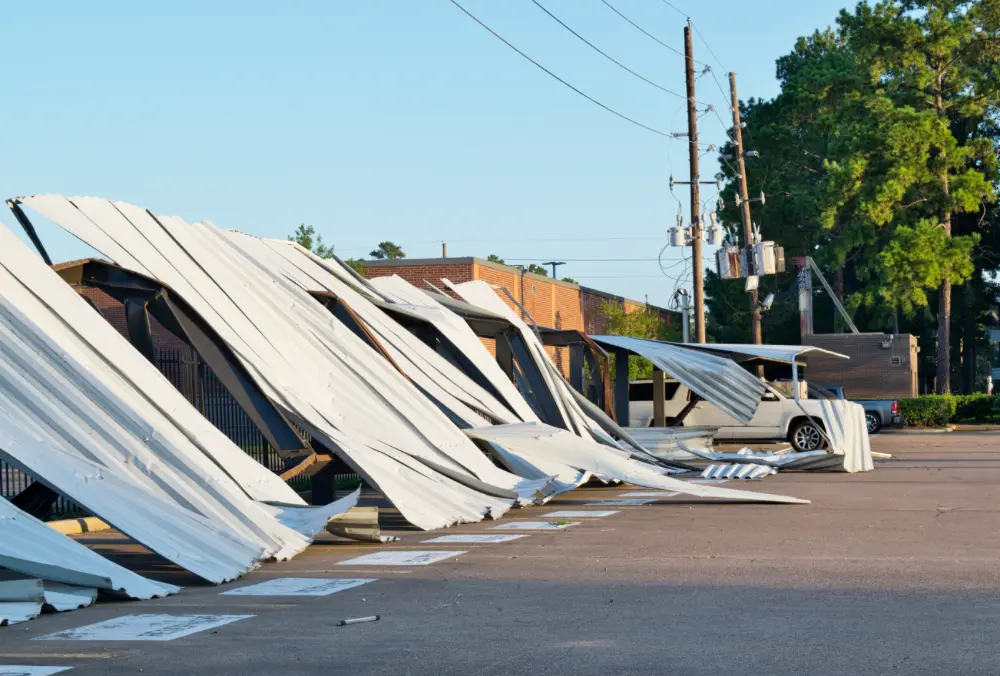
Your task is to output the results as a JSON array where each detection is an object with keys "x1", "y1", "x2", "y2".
[
  {"x1": 728, "y1": 71, "x2": 762, "y2": 345},
  {"x1": 684, "y1": 23, "x2": 705, "y2": 343}
]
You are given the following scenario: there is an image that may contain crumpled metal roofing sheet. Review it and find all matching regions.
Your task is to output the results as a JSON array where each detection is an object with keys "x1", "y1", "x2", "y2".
[
  {"x1": 701, "y1": 463, "x2": 776, "y2": 480},
  {"x1": 446, "y1": 281, "x2": 625, "y2": 446},
  {"x1": 18, "y1": 196, "x2": 524, "y2": 530},
  {"x1": 0, "y1": 223, "x2": 318, "y2": 566},
  {"x1": 231, "y1": 240, "x2": 560, "y2": 503},
  {"x1": 365, "y1": 274, "x2": 540, "y2": 423},
  {"x1": 816, "y1": 399, "x2": 874, "y2": 472},
  {"x1": 0, "y1": 416, "x2": 271, "y2": 583},
  {"x1": 590, "y1": 335, "x2": 766, "y2": 425},
  {"x1": 0, "y1": 496, "x2": 179, "y2": 600},
  {"x1": 465, "y1": 423, "x2": 809, "y2": 504}
]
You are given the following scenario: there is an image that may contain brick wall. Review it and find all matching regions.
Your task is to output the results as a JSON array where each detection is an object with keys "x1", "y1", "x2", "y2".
[
  {"x1": 362, "y1": 259, "x2": 475, "y2": 296},
  {"x1": 803, "y1": 333, "x2": 918, "y2": 399}
]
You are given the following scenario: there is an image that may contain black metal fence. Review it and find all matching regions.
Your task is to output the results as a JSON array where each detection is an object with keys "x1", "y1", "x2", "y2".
[{"x1": 1, "y1": 346, "x2": 361, "y2": 520}]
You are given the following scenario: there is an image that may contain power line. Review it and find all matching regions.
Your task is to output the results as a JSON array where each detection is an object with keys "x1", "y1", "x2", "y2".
[
  {"x1": 504, "y1": 257, "x2": 669, "y2": 262},
  {"x1": 599, "y1": 0, "x2": 704, "y2": 65},
  {"x1": 529, "y1": 0, "x2": 687, "y2": 99},
  {"x1": 446, "y1": 0, "x2": 672, "y2": 138}
]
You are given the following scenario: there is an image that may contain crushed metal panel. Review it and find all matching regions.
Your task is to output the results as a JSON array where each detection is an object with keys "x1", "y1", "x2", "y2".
[
  {"x1": 0, "y1": 421, "x2": 267, "y2": 584},
  {"x1": 701, "y1": 463, "x2": 776, "y2": 480},
  {"x1": 465, "y1": 423, "x2": 810, "y2": 505},
  {"x1": 590, "y1": 335, "x2": 766, "y2": 424},
  {"x1": 365, "y1": 274, "x2": 539, "y2": 422},
  {"x1": 0, "y1": 497, "x2": 178, "y2": 600},
  {"x1": 36, "y1": 614, "x2": 253, "y2": 642},
  {"x1": 15, "y1": 197, "x2": 521, "y2": 531},
  {"x1": 0, "y1": 601, "x2": 42, "y2": 626},
  {"x1": 0, "y1": 221, "x2": 314, "y2": 565}
]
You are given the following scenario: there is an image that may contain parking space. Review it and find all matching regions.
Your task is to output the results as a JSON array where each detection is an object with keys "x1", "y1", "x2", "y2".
[{"x1": 3, "y1": 433, "x2": 1000, "y2": 675}]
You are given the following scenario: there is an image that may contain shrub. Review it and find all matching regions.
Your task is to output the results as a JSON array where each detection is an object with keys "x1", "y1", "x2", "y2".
[
  {"x1": 898, "y1": 396, "x2": 955, "y2": 427},
  {"x1": 952, "y1": 393, "x2": 998, "y2": 421}
]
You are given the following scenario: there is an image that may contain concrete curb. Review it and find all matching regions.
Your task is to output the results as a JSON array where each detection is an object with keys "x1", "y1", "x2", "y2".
[
  {"x1": 47, "y1": 516, "x2": 112, "y2": 535},
  {"x1": 882, "y1": 426, "x2": 954, "y2": 434}
]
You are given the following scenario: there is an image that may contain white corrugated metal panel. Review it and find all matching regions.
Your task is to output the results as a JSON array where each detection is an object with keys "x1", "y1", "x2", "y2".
[
  {"x1": 0, "y1": 223, "x2": 313, "y2": 562},
  {"x1": 817, "y1": 399, "x2": 874, "y2": 472},
  {"x1": 19, "y1": 196, "x2": 521, "y2": 530},
  {"x1": 0, "y1": 417, "x2": 268, "y2": 584},
  {"x1": 701, "y1": 463, "x2": 776, "y2": 480},
  {"x1": 365, "y1": 274, "x2": 540, "y2": 423},
  {"x1": 0, "y1": 601, "x2": 41, "y2": 626},
  {"x1": 41, "y1": 583, "x2": 98, "y2": 613},
  {"x1": 676, "y1": 343, "x2": 849, "y2": 364},
  {"x1": 590, "y1": 336, "x2": 766, "y2": 424},
  {"x1": 0, "y1": 496, "x2": 179, "y2": 600},
  {"x1": 465, "y1": 423, "x2": 809, "y2": 504},
  {"x1": 250, "y1": 240, "x2": 527, "y2": 428},
  {"x1": 447, "y1": 281, "x2": 619, "y2": 444},
  {"x1": 623, "y1": 427, "x2": 717, "y2": 461}
]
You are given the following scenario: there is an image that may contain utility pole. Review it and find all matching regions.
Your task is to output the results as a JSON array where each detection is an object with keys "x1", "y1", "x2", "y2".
[
  {"x1": 684, "y1": 23, "x2": 705, "y2": 343},
  {"x1": 543, "y1": 260, "x2": 566, "y2": 279},
  {"x1": 729, "y1": 72, "x2": 762, "y2": 345}
]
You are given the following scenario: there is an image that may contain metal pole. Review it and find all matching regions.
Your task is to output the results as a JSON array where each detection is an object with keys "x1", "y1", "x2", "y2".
[
  {"x1": 729, "y1": 72, "x2": 761, "y2": 345},
  {"x1": 685, "y1": 24, "x2": 705, "y2": 343},
  {"x1": 680, "y1": 290, "x2": 690, "y2": 343}
]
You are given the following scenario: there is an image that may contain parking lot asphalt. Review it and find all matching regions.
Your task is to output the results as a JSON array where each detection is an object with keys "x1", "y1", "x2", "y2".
[{"x1": 2, "y1": 432, "x2": 999, "y2": 675}]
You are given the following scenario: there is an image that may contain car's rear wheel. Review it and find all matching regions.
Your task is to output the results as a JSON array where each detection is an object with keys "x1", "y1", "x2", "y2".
[
  {"x1": 789, "y1": 419, "x2": 825, "y2": 451},
  {"x1": 865, "y1": 412, "x2": 882, "y2": 435}
]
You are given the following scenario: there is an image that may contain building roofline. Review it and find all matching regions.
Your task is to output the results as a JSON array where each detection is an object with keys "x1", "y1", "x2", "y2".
[{"x1": 579, "y1": 285, "x2": 673, "y2": 316}]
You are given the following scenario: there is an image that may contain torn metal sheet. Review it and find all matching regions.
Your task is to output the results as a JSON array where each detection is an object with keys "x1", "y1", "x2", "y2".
[
  {"x1": 228, "y1": 236, "x2": 556, "y2": 504},
  {"x1": 15, "y1": 196, "x2": 528, "y2": 531},
  {"x1": 0, "y1": 421, "x2": 267, "y2": 584},
  {"x1": 0, "y1": 222, "x2": 317, "y2": 566},
  {"x1": 465, "y1": 423, "x2": 810, "y2": 505},
  {"x1": 816, "y1": 399, "x2": 874, "y2": 472},
  {"x1": 701, "y1": 463, "x2": 777, "y2": 480},
  {"x1": 623, "y1": 426, "x2": 717, "y2": 462},
  {"x1": 365, "y1": 274, "x2": 539, "y2": 422},
  {"x1": 0, "y1": 601, "x2": 41, "y2": 626},
  {"x1": 0, "y1": 496, "x2": 178, "y2": 600},
  {"x1": 0, "y1": 666, "x2": 71, "y2": 675},
  {"x1": 590, "y1": 335, "x2": 766, "y2": 424},
  {"x1": 544, "y1": 510, "x2": 619, "y2": 518},
  {"x1": 325, "y1": 506, "x2": 399, "y2": 544},
  {"x1": 258, "y1": 488, "x2": 360, "y2": 539},
  {"x1": 41, "y1": 583, "x2": 98, "y2": 613}
]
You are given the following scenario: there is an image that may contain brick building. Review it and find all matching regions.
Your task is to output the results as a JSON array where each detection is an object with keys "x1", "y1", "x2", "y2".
[{"x1": 362, "y1": 257, "x2": 679, "y2": 376}]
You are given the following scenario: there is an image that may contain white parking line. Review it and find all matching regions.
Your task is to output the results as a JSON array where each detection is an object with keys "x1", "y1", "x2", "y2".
[
  {"x1": 583, "y1": 499, "x2": 655, "y2": 506},
  {"x1": 489, "y1": 521, "x2": 578, "y2": 531},
  {"x1": 221, "y1": 578, "x2": 376, "y2": 597},
  {"x1": 422, "y1": 534, "x2": 528, "y2": 544},
  {"x1": 618, "y1": 491, "x2": 680, "y2": 498},
  {"x1": 36, "y1": 615, "x2": 252, "y2": 642},
  {"x1": 336, "y1": 551, "x2": 466, "y2": 566},
  {"x1": 543, "y1": 511, "x2": 619, "y2": 518}
]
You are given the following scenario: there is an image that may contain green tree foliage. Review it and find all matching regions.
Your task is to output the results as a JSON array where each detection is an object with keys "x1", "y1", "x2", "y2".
[
  {"x1": 714, "y1": 0, "x2": 1000, "y2": 393},
  {"x1": 526, "y1": 263, "x2": 549, "y2": 276},
  {"x1": 486, "y1": 254, "x2": 506, "y2": 264},
  {"x1": 288, "y1": 224, "x2": 334, "y2": 259},
  {"x1": 369, "y1": 241, "x2": 405, "y2": 260},
  {"x1": 600, "y1": 301, "x2": 680, "y2": 380},
  {"x1": 561, "y1": 277, "x2": 578, "y2": 284}
]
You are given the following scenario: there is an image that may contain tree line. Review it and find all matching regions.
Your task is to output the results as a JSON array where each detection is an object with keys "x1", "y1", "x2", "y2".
[{"x1": 710, "y1": 0, "x2": 1000, "y2": 394}]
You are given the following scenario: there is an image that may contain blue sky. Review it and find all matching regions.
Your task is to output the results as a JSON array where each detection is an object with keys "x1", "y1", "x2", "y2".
[{"x1": 2, "y1": 0, "x2": 850, "y2": 307}]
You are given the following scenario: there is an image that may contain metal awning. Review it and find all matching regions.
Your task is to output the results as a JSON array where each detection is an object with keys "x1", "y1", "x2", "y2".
[
  {"x1": 590, "y1": 335, "x2": 766, "y2": 424},
  {"x1": 673, "y1": 343, "x2": 849, "y2": 366}
]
